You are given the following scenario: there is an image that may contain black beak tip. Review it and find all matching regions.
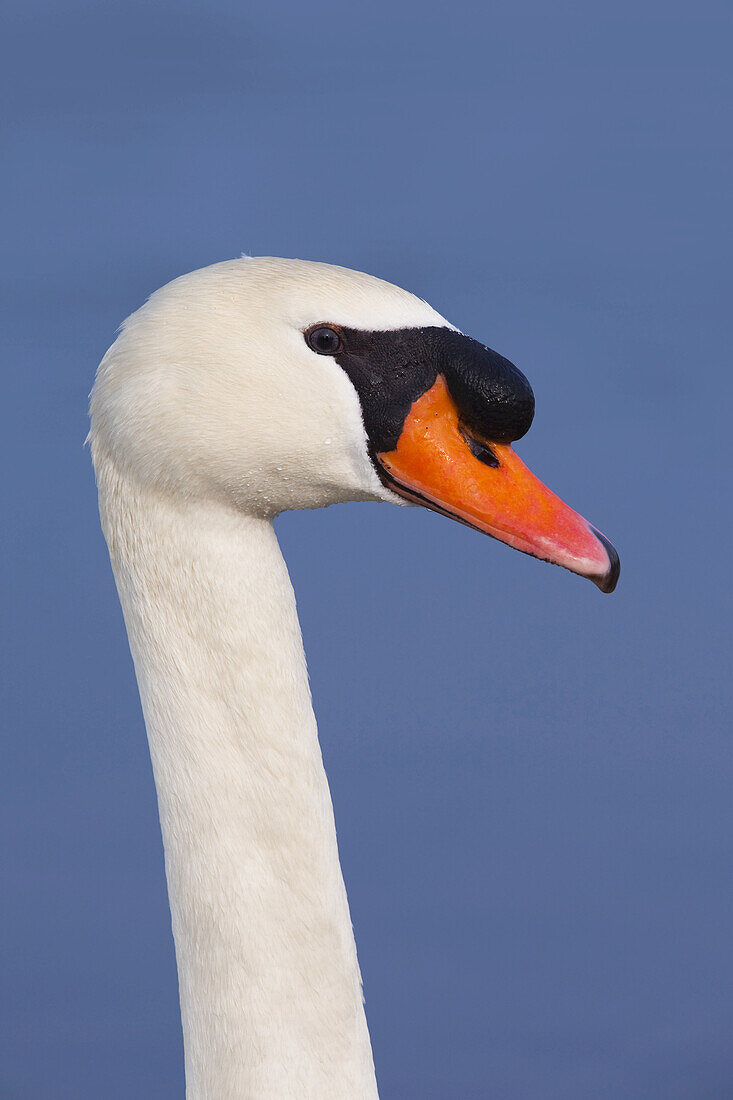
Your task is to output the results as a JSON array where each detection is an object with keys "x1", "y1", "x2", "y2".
[{"x1": 589, "y1": 526, "x2": 620, "y2": 594}]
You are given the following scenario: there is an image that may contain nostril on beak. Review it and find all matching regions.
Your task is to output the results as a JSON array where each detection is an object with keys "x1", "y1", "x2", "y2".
[{"x1": 460, "y1": 427, "x2": 500, "y2": 468}]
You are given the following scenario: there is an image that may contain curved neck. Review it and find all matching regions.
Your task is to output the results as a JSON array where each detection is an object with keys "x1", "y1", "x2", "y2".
[{"x1": 97, "y1": 464, "x2": 378, "y2": 1100}]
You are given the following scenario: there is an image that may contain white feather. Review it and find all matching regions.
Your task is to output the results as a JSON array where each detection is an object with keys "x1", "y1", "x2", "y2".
[{"x1": 90, "y1": 257, "x2": 454, "y2": 1099}]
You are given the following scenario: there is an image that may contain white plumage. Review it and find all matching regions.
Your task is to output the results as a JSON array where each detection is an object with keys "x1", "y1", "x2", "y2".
[
  {"x1": 90, "y1": 258, "x2": 454, "y2": 1099},
  {"x1": 90, "y1": 255, "x2": 616, "y2": 1099}
]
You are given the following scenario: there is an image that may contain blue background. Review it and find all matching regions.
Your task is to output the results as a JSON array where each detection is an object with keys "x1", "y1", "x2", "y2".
[{"x1": 3, "y1": 1, "x2": 732, "y2": 1096}]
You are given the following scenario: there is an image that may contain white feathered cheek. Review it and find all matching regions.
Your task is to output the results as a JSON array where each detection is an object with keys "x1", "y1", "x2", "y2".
[{"x1": 189, "y1": 336, "x2": 387, "y2": 516}]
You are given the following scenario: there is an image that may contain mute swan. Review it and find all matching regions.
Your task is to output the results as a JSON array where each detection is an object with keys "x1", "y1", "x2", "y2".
[{"x1": 89, "y1": 257, "x2": 618, "y2": 1099}]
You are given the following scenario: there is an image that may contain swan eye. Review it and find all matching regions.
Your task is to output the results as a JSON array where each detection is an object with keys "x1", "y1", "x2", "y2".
[{"x1": 306, "y1": 326, "x2": 342, "y2": 355}]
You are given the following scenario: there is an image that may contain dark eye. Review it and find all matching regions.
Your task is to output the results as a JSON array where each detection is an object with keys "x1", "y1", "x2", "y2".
[{"x1": 306, "y1": 326, "x2": 342, "y2": 355}]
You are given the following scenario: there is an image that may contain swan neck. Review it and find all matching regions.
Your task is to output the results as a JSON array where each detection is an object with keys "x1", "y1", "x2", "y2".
[{"x1": 97, "y1": 467, "x2": 378, "y2": 1100}]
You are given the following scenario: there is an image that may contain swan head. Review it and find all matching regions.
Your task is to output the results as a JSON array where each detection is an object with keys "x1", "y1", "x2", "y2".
[{"x1": 90, "y1": 256, "x2": 619, "y2": 592}]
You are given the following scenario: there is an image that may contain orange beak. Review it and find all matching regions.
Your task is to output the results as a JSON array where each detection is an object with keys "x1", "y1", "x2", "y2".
[{"x1": 375, "y1": 376, "x2": 619, "y2": 592}]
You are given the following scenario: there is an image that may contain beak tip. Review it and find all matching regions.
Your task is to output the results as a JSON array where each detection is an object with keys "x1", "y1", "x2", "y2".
[{"x1": 588, "y1": 526, "x2": 620, "y2": 594}]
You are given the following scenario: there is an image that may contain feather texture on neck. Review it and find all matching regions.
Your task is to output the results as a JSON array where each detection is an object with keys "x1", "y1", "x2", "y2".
[{"x1": 96, "y1": 454, "x2": 379, "y2": 1099}]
